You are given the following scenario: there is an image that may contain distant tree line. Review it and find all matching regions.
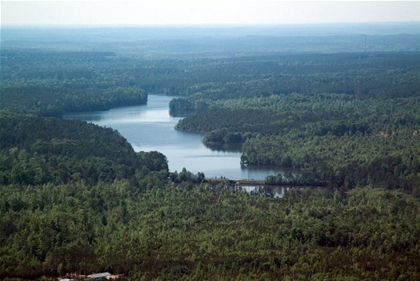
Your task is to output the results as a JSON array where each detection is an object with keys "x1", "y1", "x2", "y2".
[{"x1": 2, "y1": 51, "x2": 420, "y2": 117}]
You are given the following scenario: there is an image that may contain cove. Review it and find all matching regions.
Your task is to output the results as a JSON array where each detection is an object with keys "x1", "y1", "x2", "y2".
[{"x1": 65, "y1": 95, "x2": 287, "y2": 180}]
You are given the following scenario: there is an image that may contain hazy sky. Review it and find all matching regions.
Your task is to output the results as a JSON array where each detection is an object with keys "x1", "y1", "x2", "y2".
[{"x1": 2, "y1": 1, "x2": 420, "y2": 26}]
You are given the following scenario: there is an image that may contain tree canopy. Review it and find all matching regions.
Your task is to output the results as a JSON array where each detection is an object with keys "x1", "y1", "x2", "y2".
[{"x1": 1, "y1": 27, "x2": 420, "y2": 280}]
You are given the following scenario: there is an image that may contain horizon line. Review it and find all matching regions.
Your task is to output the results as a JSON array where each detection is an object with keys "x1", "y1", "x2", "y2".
[{"x1": 2, "y1": 21, "x2": 420, "y2": 28}]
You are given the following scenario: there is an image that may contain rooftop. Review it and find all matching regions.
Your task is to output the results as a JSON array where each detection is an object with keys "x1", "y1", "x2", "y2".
[{"x1": 87, "y1": 272, "x2": 111, "y2": 279}]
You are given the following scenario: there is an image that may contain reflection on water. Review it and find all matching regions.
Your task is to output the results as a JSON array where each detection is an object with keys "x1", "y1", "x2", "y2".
[
  {"x1": 66, "y1": 109, "x2": 171, "y2": 124},
  {"x1": 203, "y1": 142, "x2": 243, "y2": 153},
  {"x1": 65, "y1": 95, "x2": 293, "y2": 180}
]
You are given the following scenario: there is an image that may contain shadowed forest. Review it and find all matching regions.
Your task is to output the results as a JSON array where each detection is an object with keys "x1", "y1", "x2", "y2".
[{"x1": 1, "y1": 24, "x2": 420, "y2": 280}]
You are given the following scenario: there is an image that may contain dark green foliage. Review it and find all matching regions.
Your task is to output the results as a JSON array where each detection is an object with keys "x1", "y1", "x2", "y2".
[
  {"x1": 1, "y1": 183, "x2": 419, "y2": 280},
  {"x1": 137, "y1": 151, "x2": 169, "y2": 173},
  {"x1": 0, "y1": 85, "x2": 147, "y2": 117},
  {"x1": 0, "y1": 114, "x2": 173, "y2": 187},
  {"x1": 172, "y1": 52, "x2": 420, "y2": 100},
  {"x1": 0, "y1": 50, "x2": 147, "y2": 117},
  {"x1": 3, "y1": 110, "x2": 418, "y2": 280},
  {"x1": 169, "y1": 98, "x2": 196, "y2": 117},
  {"x1": 169, "y1": 167, "x2": 205, "y2": 184},
  {"x1": 2, "y1": 27, "x2": 420, "y2": 280},
  {"x1": 177, "y1": 93, "x2": 420, "y2": 189}
]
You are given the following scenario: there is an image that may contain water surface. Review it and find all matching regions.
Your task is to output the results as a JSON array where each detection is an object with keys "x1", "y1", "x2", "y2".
[{"x1": 65, "y1": 95, "x2": 285, "y2": 179}]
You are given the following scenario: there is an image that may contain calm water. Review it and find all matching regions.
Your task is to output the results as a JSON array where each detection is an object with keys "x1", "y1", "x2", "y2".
[{"x1": 65, "y1": 95, "x2": 285, "y2": 180}]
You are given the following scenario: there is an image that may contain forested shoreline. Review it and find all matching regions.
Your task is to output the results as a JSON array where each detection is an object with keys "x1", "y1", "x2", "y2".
[
  {"x1": 173, "y1": 52, "x2": 420, "y2": 191},
  {"x1": 1, "y1": 50, "x2": 147, "y2": 117},
  {"x1": 1, "y1": 26, "x2": 420, "y2": 280}
]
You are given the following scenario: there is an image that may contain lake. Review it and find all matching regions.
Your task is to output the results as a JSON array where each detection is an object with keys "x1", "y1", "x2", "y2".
[{"x1": 65, "y1": 95, "x2": 287, "y2": 180}]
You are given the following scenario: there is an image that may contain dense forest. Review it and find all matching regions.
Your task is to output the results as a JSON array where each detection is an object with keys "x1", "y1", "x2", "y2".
[
  {"x1": 1, "y1": 50, "x2": 147, "y2": 116},
  {"x1": 173, "y1": 52, "x2": 420, "y2": 191},
  {"x1": 1, "y1": 25, "x2": 420, "y2": 280}
]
